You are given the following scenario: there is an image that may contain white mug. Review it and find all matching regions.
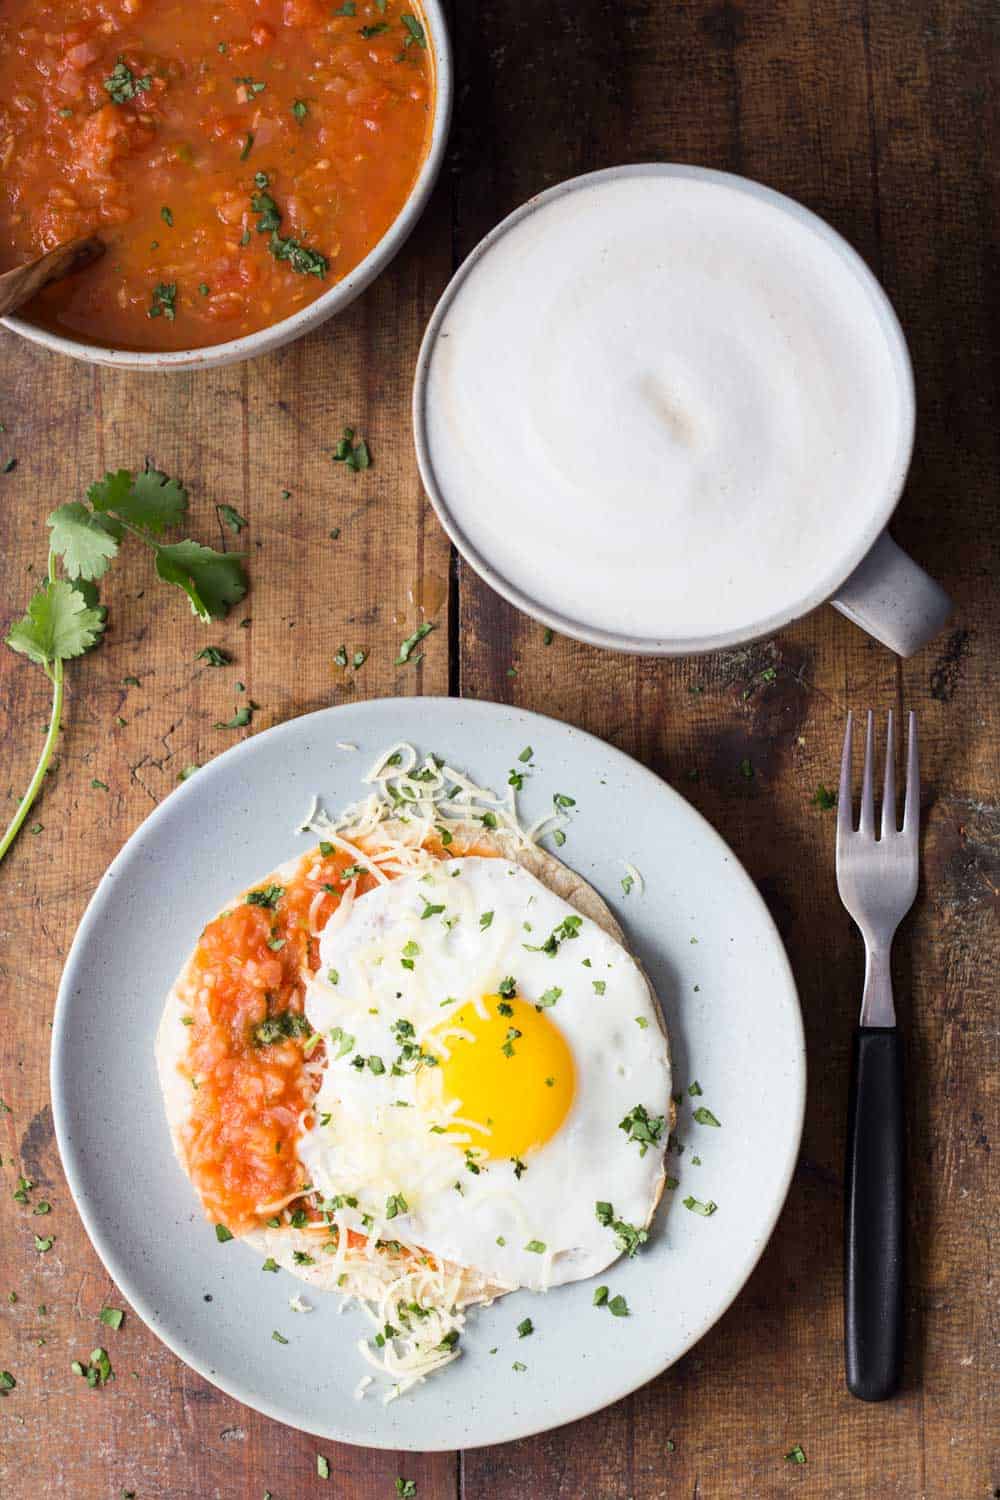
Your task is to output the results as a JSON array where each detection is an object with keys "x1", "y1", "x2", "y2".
[{"x1": 414, "y1": 164, "x2": 952, "y2": 658}]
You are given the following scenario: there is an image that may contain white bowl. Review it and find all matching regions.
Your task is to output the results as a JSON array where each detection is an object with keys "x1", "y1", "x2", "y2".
[{"x1": 1, "y1": 3, "x2": 452, "y2": 371}]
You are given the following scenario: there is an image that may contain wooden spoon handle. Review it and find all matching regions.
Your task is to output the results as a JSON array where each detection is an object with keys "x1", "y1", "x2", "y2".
[{"x1": 0, "y1": 234, "x2": 104, "y2": 318}]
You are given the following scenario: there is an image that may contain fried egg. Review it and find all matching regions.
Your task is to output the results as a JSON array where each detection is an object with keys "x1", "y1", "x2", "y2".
[{"x1": 297, "y1": 856, "x2": 670, "y2": 1292}]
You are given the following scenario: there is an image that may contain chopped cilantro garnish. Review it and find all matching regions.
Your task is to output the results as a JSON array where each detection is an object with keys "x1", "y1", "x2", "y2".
[
  {"x1": 160, "y1": 206, "x2": 174, "y2": 228},
  {"x1": 608, "y1": 1294, "x2": 629, "y2": 1317},
  {"x1": 217, "y1": 503, "x2": 247, "y2": 533},
  {"x1": 71, "y1": 1347, "x2": 112, "y2": 1386},
  {"x1": 271, "y1": 1330, "x2": 288, "y2": 1344},
  {"x1": 594, "y1": 1201, "x2": 648, "y2": 1256},
  {"x1": 253, "y1": 1010, "x2": 312, "y2": 1047},
  {"x1": 332, "y1": 427, "x2": 371, "y2": 470},
  {"x1": 214, "y1": 1223, "x2": 233, "y2": 1243},
  {"x1": 812, "y1": 784, "x2": 837, "y2": 810},
  {"x1": 512, "y1": 1360, "x2": 527, "y2": 1372},
  {"x1": 785, "y1": 1444, "x2": 807, "y2": 1464},
  {"x1": 516, "y1": 1317, "x2": 533, "y2": 1338},
  {"x1": 98, "y1": 1306, "x2": 124, "y2": 1330},
  {"x1": 536, "y1": 986, "x2": 561, "y2": 1009},
  {"x1": 619, "y1": 1103, "x2": 666, "y2": 1157},
  {"x1": 592, "y1": 980, "x2": 606, "y2": 995},
  {"x1": 385, "y1": 1192, "x2": 408, "y2": 1219},
  {"x1": 292, "y1": 99, "x2": 309, "y2": 123},
  {"x1": 395, "y1": 1480, "x2": 417, "y2": 1498},
  {"x1": 103, "y1": 59, "x2": 152, "y2": 104},
  {"x1": 247, "y1": 884, "x2": 283, "y2": 908},
  {"x1": 479, "y1": 910, "x2": 494, "y2": 930},
  {"x1": 524, "y1": 1239, "x2": 546, "y2": 1254},
  {"x1": 498, "y1": 976, "x2": 516, "y2": 998},
  {"x1": 396, "y1": 621, "x2": 435, "y2": 664},
  {"x1": 148, "y1": 282, "x2": 177, "y2": 321},
  {"x1": 501, "y1": 1026, "x2": 522, "y2": 1058},
  {"x1": 317, "y1": 1454, "x2": 330, "y2": 1479},
  {"x1": 692, "y1": 1106, "x2": 721, "y2": 1127},
  {"x1": 525, "y1": 914, "x2": 581, "y2": 956},
  {"x1": 400, "y1": 13, "x2": 427, "y2": 48},
  {"x1": 682, "y1": 1195, "x2": 718, "y2": 1216},
  {"x1": 196, "y1": 645, "x2": 232, "y2": 667}
]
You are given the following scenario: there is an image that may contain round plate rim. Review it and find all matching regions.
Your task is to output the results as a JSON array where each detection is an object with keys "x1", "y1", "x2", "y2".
[
  {"x1": 412, "y1": 161, "x2": 916, "y2": 657},
  {"x1": 51, "y1": 696, "x2": 806, "y2": 1449}
]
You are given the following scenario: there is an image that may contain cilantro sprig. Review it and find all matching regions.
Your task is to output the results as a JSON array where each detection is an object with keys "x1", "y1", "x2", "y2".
[{"x1": 1, "y1": 468, "x2": 248, "y2": 864}]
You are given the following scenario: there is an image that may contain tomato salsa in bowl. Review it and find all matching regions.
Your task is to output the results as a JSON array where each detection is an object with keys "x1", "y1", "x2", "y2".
[{"x1": 0, "y1": 0, "x2": 448, "y2": 368}]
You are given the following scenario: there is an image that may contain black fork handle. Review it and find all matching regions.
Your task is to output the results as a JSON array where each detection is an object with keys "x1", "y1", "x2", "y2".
[{"x1": 844, "y1": 1025, "x2": 904, "y2": 1400}]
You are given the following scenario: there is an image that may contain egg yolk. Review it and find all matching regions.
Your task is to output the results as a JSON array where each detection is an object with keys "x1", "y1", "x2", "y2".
[{"x1": 419, "y1": 996, "x2": 576, "y2": 1161}]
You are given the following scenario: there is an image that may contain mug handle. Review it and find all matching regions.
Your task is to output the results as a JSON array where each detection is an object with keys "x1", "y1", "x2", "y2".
[{"x1": 831, "y1": 531, "x2": 952, "y2": 658}]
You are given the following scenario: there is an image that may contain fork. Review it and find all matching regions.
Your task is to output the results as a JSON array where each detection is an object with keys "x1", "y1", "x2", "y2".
[{"x1": 836, "y1": 708, "x2": 918, "y2": 1401}]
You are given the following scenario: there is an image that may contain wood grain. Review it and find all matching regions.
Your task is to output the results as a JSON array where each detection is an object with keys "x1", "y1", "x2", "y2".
[{"x1": 1, "y1": 1, "x2": 997, "y2": 1496}]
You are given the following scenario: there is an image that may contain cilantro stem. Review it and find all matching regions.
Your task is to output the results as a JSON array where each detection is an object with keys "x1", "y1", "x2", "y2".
[{"x1": 0, "y1": 552, "x2": 63, "y2": 864}]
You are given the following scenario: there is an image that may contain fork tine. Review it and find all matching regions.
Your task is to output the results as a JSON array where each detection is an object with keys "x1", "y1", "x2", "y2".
[
  {"x1": 838, "y1": 710, "x2": 854, "y2": 837},
  {"x1": 859, "y1": 709, "x2": 876, "y2": 837},
  {"x1": 881, "y1": 709, "x2": 896, "y2": 838},
  {"x1": 903, "y1": 711, "x2": 920, "y2": 837}
]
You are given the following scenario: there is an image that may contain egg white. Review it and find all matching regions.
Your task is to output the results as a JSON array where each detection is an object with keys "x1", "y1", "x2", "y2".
[{"x1": 297, "y1": 857, "x2": 670, "y2": 1291}]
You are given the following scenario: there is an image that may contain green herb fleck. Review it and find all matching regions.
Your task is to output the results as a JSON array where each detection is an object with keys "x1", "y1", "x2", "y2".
[
  {"x1": 682, "y1": 1195, "x2": 718, "y2": 1217},
  {"x1": 396, "y1": 621, "x2": 434, "y2": 665}
]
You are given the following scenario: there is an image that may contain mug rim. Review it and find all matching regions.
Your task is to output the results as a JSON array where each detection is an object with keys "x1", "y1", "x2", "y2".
[
  {"x1": 0, "y1": 0, "x2": 453, "y2": 372},
  {"x1": 413, "y1": 162, "x2": 917, "y2": 657}
]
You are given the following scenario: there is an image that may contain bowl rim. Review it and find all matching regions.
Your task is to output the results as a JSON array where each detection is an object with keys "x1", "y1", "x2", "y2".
[
  {"x1": 0, "y1": 0, "x2": 452, "y2": 370},
  {"x1": 412, "y1": 162, "x2": 917, "y2": 657}
]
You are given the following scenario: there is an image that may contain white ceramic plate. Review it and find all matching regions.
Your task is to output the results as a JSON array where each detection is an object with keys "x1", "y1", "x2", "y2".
[{"x1": 52, "y1": 698, "x2": 805, "y2": 1450}]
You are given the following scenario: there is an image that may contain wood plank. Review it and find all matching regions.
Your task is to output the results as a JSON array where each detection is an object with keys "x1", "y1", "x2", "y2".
[
  {"x1": 0, "y1": 191, "x2": 457, "y2": 1498},
  {"x1": 454, "y1": 2, "x2": 997, "y2": 1498}
]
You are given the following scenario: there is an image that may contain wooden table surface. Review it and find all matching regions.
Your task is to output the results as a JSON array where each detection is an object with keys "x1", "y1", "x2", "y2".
[{"x1": 1, "y1": 2, "x2": 997, "y2": 1496}]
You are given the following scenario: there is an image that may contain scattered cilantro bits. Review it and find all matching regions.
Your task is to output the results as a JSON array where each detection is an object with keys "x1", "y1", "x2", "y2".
[
  {"x1": 72, "y1": 1347, "x2": 112, "y2": 1387},
  {"x1": 619, "y1": 1103, "x2": 666, "y2": 1156},
  {"x1": 103, "y1": 58, "x2": 151, "y2": 103},
  {"x1": 99, "y1": 1306, "x2": 124, "y2": 1330},
  {"x1": 396, "y1": 620, "x2": 435, "y2": 665},
  {"x1": 785, "y1": 1443, "x2": 807, "y2": 1464},
  {"x1": 333, "y1": 426, "x2": 371, "y2": 470},
  {"x1": 682, "y1": 1195, "x2": 718, "y2": 1217},
  {"x1": 595, "y1": 1200, "x2": 647, "y2": 1257},
  {"x1": 148, "y1": 281, "x2": 177, "y2": 321}
]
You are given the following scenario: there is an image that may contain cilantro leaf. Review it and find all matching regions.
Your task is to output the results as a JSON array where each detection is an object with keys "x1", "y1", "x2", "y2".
[
  {"x1": 154, "y1": 540, "x2": 248, "y2": 621},
  {"x1": 87, "y1": 467, "x2": 188, "y2": 536},
  {"x1": 47, "y1": 503, "x2": 120, "y2": 581},
  {"x1": 6, "y1": 579, "x2": 105, "y2": 669}
]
